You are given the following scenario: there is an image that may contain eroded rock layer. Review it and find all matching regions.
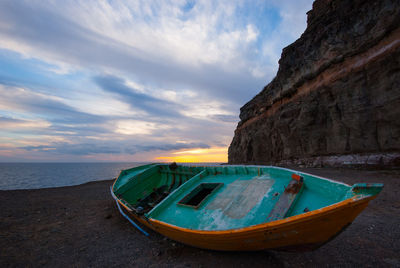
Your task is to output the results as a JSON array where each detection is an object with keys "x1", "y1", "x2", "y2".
[{"x1": 228, "y1": 0, "x2": 400, "y2": 167}]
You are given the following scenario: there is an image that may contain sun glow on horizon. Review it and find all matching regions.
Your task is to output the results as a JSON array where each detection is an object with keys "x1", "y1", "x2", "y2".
[{"x1": 154, "y1": 147, "x2": 228, "y2": 163}]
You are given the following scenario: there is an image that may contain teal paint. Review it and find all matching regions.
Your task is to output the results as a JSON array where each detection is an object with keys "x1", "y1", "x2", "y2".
[{"x1": 113, "y1": 164, "x2": 383, "y2": 231}]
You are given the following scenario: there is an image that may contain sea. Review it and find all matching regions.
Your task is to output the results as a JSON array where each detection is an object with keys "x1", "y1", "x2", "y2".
[
  {"x1": 0, "y1": 162, "x2": 223, "y2": 190},
  {"x1": 0, "y1": 162, "x2": 147, "y2": 190}
]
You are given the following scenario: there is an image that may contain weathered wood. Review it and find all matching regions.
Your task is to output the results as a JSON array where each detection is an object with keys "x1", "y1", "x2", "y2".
[
  {"x1": 206, "y1": 177, "x2": 275, "y2": 219},
  {"x1": 267, "y1": 175, "x2": 304, "y2": 222}
]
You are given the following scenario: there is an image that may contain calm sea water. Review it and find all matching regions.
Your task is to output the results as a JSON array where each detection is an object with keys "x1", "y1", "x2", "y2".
[{"x1": 0, "y1": 162, "x2": 148, "y2": 190}]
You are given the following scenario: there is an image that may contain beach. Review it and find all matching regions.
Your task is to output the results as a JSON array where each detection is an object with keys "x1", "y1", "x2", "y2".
[{"x1": 1, "y1": 167, "x2": 399, "y2": 267}]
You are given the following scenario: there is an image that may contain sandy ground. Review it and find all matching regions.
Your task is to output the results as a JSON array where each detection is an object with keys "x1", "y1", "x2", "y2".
[{"x1": 1, "y1": 167, "x2": 399, "y2": 267}]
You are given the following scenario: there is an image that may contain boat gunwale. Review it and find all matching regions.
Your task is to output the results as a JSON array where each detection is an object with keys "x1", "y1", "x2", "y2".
[
  {"x1": 112, "y1": 163, "x2": 158, "y2": 193},
  {"x1": 161, "y1": 164, "x2": 352, "y2": 187},
  {"x1": 220, "y1": 164, "x2": 351, "y2": 187},
  {"x1": 113, "y1": 164, "x2": 352, "y2": 190}
]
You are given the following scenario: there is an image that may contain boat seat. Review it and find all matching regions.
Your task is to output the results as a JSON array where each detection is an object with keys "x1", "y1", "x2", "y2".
[{"x1": 266, "y1": 174, "x2": 304, "y2": 222}]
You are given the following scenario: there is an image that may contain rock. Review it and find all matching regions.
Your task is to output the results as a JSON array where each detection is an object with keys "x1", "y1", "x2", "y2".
[
  {"x1": 229, "y1": 0, "x2": 400, "y2": 168},
  {"x1": 151, "y1": 248, "x2": 162, "y2": 257}
]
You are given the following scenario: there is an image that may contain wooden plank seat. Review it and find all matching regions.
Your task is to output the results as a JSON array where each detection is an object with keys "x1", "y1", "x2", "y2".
[{"x1": 267, "y1": 174, "x2": 304, "y2": 222}]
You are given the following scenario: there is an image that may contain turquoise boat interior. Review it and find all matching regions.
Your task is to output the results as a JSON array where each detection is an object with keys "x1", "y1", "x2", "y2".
[{"x1": 112, "y1": 164, "x2": 382, "y2": 231}]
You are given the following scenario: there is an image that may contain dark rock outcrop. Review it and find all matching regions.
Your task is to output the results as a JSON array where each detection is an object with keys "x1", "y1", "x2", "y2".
[{"x1": 228, "y1": 0, "x2": 400, "y2": 168}]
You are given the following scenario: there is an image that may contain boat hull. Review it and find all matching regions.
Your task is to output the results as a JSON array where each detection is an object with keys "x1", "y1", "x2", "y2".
[
  {"x1": 112, "y1": 164, "x2": 382, "y2": 251},
  {"x1": 119, "y1": 194, "x2": 374, "y2": 251}
]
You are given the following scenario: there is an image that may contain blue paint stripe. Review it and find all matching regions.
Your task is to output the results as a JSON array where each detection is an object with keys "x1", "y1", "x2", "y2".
[{"x1": 110, "y1": 186, "x2": 149, "y2": 236}]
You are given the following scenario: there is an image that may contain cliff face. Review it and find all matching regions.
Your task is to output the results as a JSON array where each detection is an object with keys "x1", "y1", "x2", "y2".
[{"x1": 228, "y1": 0, "x2": 400, "y2": 167}]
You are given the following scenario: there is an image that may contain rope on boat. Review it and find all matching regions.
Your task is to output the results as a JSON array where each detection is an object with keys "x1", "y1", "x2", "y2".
[{"x1": 109, "y1": 186, "x2": 149, "y2": 236}]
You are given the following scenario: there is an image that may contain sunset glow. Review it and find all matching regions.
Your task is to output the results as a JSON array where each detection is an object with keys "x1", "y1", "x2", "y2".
[{"x1": 155, "y1": 147, "x2": 228, "y2": 163}]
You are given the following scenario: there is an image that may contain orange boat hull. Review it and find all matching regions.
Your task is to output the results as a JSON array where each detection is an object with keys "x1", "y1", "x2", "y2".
[{"x1": 122, "y1": 195, "x2": 374, "y2": 251}]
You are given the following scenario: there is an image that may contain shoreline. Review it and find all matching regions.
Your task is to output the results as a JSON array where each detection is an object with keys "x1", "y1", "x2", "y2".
[
  {"x1": 1, "y1": 167, "x2": 399, "y2": 267},
  {"x1": 0, "y1": 179, "x2": 115, "y2": 192}
]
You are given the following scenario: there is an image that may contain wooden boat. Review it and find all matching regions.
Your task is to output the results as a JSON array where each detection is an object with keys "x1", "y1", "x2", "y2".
[{"x1": 111, "y1": 163, "x2": 383, "y2": 251}]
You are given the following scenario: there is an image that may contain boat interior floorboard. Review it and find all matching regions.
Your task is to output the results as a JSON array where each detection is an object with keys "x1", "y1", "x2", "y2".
[{"x1": 148, "y1": 174, "x2": 294, "y2": 230}]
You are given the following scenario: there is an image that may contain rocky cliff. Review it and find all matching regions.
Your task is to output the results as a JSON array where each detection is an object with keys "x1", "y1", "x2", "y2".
[{"x1": 228, "y1": 0, "x2": 400, "y2": 168}]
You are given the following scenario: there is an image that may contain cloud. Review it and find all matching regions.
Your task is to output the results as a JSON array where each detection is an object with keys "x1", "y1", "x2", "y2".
[
  {"x1": 0, "y1": 84, "x2": 119, "y2": 147},
  {"x1": 210, "y1": 114, "x2": 239, "y2": 123},
  {"x1": 0, "y1": 116, "x2": 50, "y2": 130},
  {"x1": 138, "y1": 142, "x2": 210, "y2": 153},
  {"x1": 21, "y1": 141, "x2": 210, "y2": 156},
  {"x1": 0, "y1": 84, "x2": 105, "y2": 125},
  {"x1": 21, "y1": 144, "x2": 121, "y2": 155},
  {"x1": 0, "y1": 1, "x2": 284, "y2": 106},
  {"x1": 94, "y1": 75, "x2": 183, "y2": 118},
  {"x1": 0, "y1": 0, "x2": 313, "y2": 161}
]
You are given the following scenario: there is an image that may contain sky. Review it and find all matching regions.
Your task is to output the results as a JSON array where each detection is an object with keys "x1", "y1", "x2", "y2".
[{"x1": 0, "y1": 0, "x2": 313, "y2": 162}]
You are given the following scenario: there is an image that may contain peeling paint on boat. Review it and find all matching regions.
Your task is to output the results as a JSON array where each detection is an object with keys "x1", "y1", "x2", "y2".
[{"x1": 111, "y1": 163, "x2": 383, "y2": 251}]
